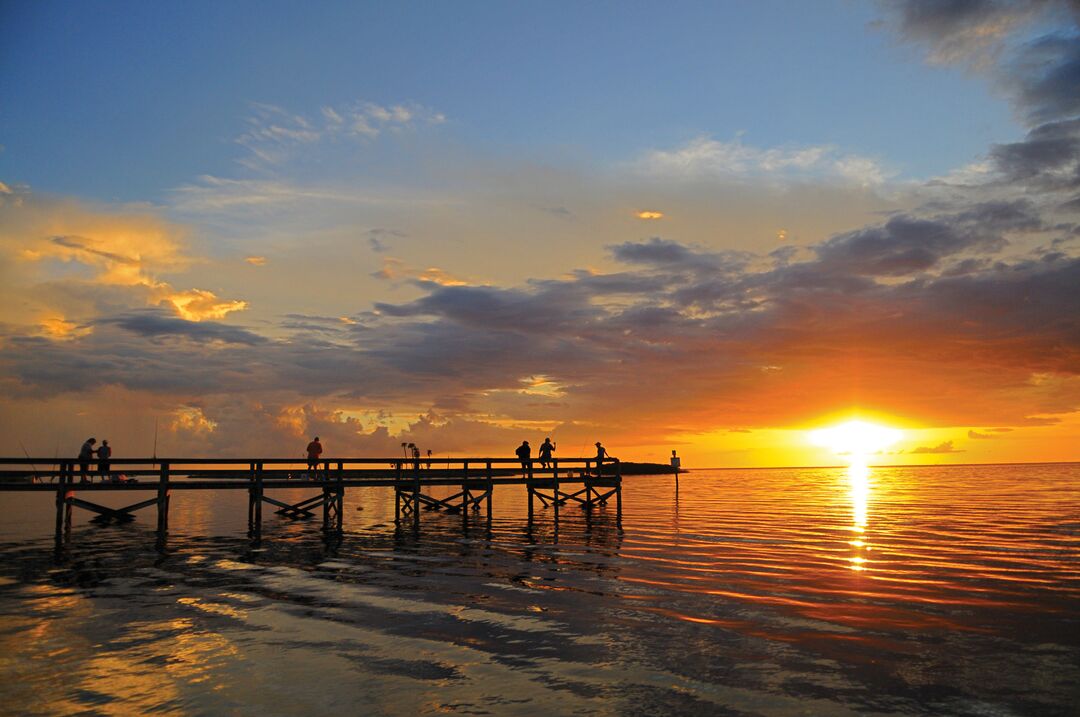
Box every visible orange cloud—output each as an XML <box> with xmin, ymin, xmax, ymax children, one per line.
<box><xmin>636</xmin><ymin>210</ymin><xmax>664</xmax><ymax>220</ymax></box>
<box><xmin>161</xmin><ymin>289</ymin><xmax>249</xmax><ymax>322</ymax></box>
<box><xmin>36</xmin><ymin>315</ymin><xmax>93</xmax><ymax>340</ymax></box>
<box><xmin>169</xmin><ymin>406</ymin><xmax>217</xmax><ymax>436</ymax></box>
<box><xmin>245</xmin><ymin>255</ymin><xmax>268</xmax><ymax>266</ymax></box>
<box><xmin>0</xmin><ymin>191</ymin><xmax>248</xmax><ymax>328</ymax></box>
<box><xmin>373</xmin><ymin>257</ymin><xmax>467</xmax><ymax>286</ymax></box>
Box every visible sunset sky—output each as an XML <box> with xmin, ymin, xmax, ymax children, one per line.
<box><xmin>2</xmin><ymin>1</ymin><xmax>1079</xmax><ymax>466</ymax></box>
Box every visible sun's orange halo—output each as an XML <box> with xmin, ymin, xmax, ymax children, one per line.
<box><xmin>808</xmin><ymin>419</ymin><xmax>903</xmax><ymax>459</ymax></box>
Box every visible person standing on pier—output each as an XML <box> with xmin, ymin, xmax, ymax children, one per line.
<box><xmin>538</xmin><ymin>437</ymin><xmax>555</xmax><ymax>469</ymax></box>
<box><xmin>78</xmin><ymin>437</ymin><xmax>96</xmax><ymax>483</ymax></box>
<box><xmin>594</xmin><ymin>441</ymin><xmax>608</xmax><ymax>476</ymax></box>
<box><xmin>306</xmin><ymin>436</ymin><xmax>323</xmax><ymax>479</ymax></box>
<box><xmin>516</xmin><ymin>440</ymin><xmax>532</xmax><ymax>476</ymax></box>
<box><xmin>96</xmin><ymin>440</ymin><xmax>112</xmax><ymax>482</ymax></box>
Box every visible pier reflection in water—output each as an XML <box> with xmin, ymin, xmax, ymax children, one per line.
<box><xmin>0</xmin><ymin>464</ymin><xmax>1078</xmax><ymax>716</ymax></box>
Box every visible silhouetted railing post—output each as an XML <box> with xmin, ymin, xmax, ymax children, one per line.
<box><xmin>247</xmin><ymin>462</ymin><xmax>256</xmax><ymax>527</ymax></box>
<box><xmin>336</xmin><ymin>461</ymin><xmax>344</xmax><ymax>531</ymax></box>
<box><xmin>486</xmin><ymin>461</ymin><xmax>493</xmax><ymax>522</ymax></box>
<box><xmin>412</xmin><ymin>457</ymin><xmax>421</xmax><ymax>530</ymax></box>
<box><xmin>394</xmin><ymin>460</ymin><xmax>402</xmax><ymax>521</ymax></box>
<box><xmin>253</xmin><ymin>462</ymin><xmax>264</xmax><ymax>533</ymax></box>
<box><xmin>462</xmin><ymin>461</ymin><xmax>470</xmax><ymax>527</ymax></box>
<box><xmin>615</xmin><ymin>458</ymin><xmax>622</xmax><ymax>518</ymax></box>
<box><xmin>54</xmin><ymin>461</ymin><xmax>71</xmax><ymax>538</ymax></box>
<box><xmin>585</xmin><ymin>459</ymin><xmax>594</xmax><ymax>512</ymax></box>
<box><xmin>552</xmin><ymin>458</ymin><xmax>560</xmax><ymax>524</ymax></box>
<box><xmin>156</xmin><ymin>462</ymin><xmax>171</xmax><ymax>534</ymax></box>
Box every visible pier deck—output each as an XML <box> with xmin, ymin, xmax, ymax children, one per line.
<box><xmin>0</xmin><ymin>457</ymin><xmax>622</xmax><ymax>538</ymax></box>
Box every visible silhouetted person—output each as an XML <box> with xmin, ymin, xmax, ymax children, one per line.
<box><xmin>538</xmin><ymin>437</ymin><xmax>556</xmax><ymax>469</ymax></box>
<box><xmin>306</xmin><ymin>436</ymin><xmax>323</xmax><ymax>479</ymax></box>
<box><xmin>78</xmin><ymin>438</ymin><xmax>96</xmax><ymax>483</ymax></box>
<box><xmin>97</xmin><ymin>440</ymin><xmax>112</xmax><ymax>481</ymax></box>
<box><xmin>594</xmin><ymin>441</ymin><xmax>608</xmax><ymax>476</ymax></box>
<box><xmin>410</xmin><ymin>443</ymin><xmax>421</xmax><ymax>471</ymax></box>
<box><xmin>516</xmin><ymin>440</ymin><xmax>531</xmax><ymax>476</ymax></box>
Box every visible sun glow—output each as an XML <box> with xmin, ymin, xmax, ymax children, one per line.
<box><xmin>809</xmin><ymin>419</ymin><xmax>903</xmax><ymax>461</ymax></box>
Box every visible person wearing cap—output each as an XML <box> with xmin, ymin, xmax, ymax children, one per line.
<box><xmin>594</xmin><ymin>441</ymin><xmax>608</xmax><ymax>476</ymax></box>
<box><xmin>538</xmin><ymin>437</ymin><xmax>556</xmax><ymax>469</ymax></box>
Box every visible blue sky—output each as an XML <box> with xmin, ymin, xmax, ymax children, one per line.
<box><xmin>2</xmin><ymin>0</ymin><xmax>1018</xmax><ymax>202</ymax></box>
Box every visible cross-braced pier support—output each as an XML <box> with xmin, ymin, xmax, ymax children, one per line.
<box><xmin>527</xmin><ymin>460</ymin><xmax>622</xmax><ymax>519</ymax></box>
<box><xmin>248</xmin><ymin>462</ymin><xmax>347</xmax><ymax>533</ymax></box>
<box><xmin>394</xmin><ymin>461</ymin><xmax>494</xmax><ymax>528</ymax></box>
<box><xmin>52</xmin><ymin>462</ymin><xmax>172</xmax><ymax>538</ymax></box>
<box><xmin>8</xmin><ymin>454</ymin><xmax>625</xmax><ymax>542</ymax></box>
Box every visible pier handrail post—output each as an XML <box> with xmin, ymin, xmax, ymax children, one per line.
<box><xmin>394</xmin><ymin>460</ymin><xmax>402</xmax><ymax>522</ymax></box>
<box><xmin>586</xmin><ymin>459</ymin><xmax>594</xmax><ymax>510</ymax></box>
<box><xmin>254</xmin><ymin>462</ymin><xmax>264</xmax><ymax>531</ymax></box>
<box><xmin>412</xmin><ymin>456</ymin><xmax>421</xmax><ymax>530</ymax></box>
<box><xmin>463</xmin><ymin>461</ymin><xmax>470</xmax><ymax>515</ymax></box>
<box><xmin>55</xmin><ymin>460</ymin><xmax>70</xmax><ymax>537</ymax></box>
<box><xmin>552</xmin><ymin>458</ymin><xmax>560</xmax><ymax>523</ymax></box>
<box><xmin>486</xmin><ymin>461</ymin><xmax>493</xmax><ymax>522</ymax></box>
<box><xmin>156</xmin><ymin>462</ymin><xmax>170</xmax><ymax>534</ymax></box>
<box><xmin>336</xmin><ymin>461</ymin><xmax>345</xmax><ymax>531</ymax></box>
<box><xmin>247</xmin><ymin>462</ymin><xmax>256</xmax><ymax>527</ymax></box>
<box><xmin>615</xmin><ymin>458</ymin><xmax>622</xmax><ymax>519</ymax></box>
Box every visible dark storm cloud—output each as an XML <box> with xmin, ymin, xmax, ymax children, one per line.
<box><xmin>990</xmin><ymin>118</ymin><xmax>1080</xmax><ymax>188</ymax></box>
<box><xmin>886</xmin><ymin>0</ymin><xmax>1079</xmax><ymax>122</ymax></box>
<box><xmin>103</xmin><ymin>311</ymin><xmax>267</xmax><ymax>345</ymax></box>
<box><xmin>608</xmin><ymin>237</ymin><xmax>752</xmax><ymax>275</ymax></box>
<box><xmin>815</xmin><ymin>216</ymin><xmax>992</xmax><ymax>276</ymax></box>
<box><xmin>375</xmin><ymin>284</ymin><xmax>603</xmax><ymax>334</ymax></box>
<box><xmin>50</xmin><ymin>235</ymin><xmax>139</xmax><ymax>264</ymax></box>
<box><xmin>4</xmin><ymin>230</ymin><xmax>1080</xmax><ymax>431</ymax></box>
<box><xmin>812</xmin><ymin>201</ymin><xmax>1039</xmax><ymax>276</ymax></box>
<box><xmin>1011</xmin><ymin>31</ymin><xmax>1080</xmax><ymax>123</ymax></box>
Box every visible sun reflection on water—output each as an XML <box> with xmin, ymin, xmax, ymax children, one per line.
<box><xmin>847</xmin><ymin>461</ymin><xmax>871</xmax><ymax>571</ymax></box>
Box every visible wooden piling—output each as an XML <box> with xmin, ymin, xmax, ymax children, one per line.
<box><xmin>156</xmin><ymin>462</ymin><xmax>170</xmax><ymax>534</ymax></box>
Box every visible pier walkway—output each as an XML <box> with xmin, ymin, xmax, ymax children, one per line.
<box><xmin>0</xmin><ymin>457</ymin><xmax>622</xmax><ymax>538</ymax></box>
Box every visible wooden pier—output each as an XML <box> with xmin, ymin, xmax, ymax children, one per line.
<box><xmin>0</xmin><ymin>457</ymin><xmax>622</xmax><ymax>539</ymax></box>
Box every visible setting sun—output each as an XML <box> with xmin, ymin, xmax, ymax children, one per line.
<box><xmin>809</xmin><ymin>420</ymin><xmax>903</xmax><ymax>459</ymax></box>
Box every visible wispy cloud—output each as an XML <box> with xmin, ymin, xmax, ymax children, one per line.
<box><xmin>635</xmin><ymin>135</ymin><xmax>892</xmax><ymax>185</ymax></box>
<box><xmin>236</xmin><ymin>100</ymin><xmax>446</xmax><ymax>168</ymax></box>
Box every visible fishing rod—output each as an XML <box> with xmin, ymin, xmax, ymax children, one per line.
<box><xmin>18</xmin><ymin>440</ymin><xmax>40</xmax><ymax>483</ymax></box>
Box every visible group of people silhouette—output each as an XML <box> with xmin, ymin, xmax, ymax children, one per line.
<box><xmin>515</xmin><ymin>438</ymin><xmax>609</xmax><ymax>475</ymax></box>
<box><xmin>299</xmin><ymin>435</ymin><xmax>611</xmax><ymax>478</ymax></box>
<box><xmin>69</xmin><ymin>435</ymin><xmax>615</xmax><ymax>483</ymax></box>
<box><xmin>77</xmin><ymin>437</ymin><xmax>112</xmax><ymax>482</ymax></box>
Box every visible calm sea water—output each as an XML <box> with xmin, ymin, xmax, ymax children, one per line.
<box><xmin>0</xmin><ymin>465</ymin><xmax>1077</xmax><ymax>716</ymax></box>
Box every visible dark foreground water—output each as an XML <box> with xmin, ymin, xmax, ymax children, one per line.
<box><xmin>0</xmin><ymin>464</ymin><xmax>1077</xmax><ymax>716</ymax></box>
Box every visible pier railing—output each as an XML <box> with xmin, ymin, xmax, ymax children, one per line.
<box><xmin>0</xmin><ymin>456</ymin><xmax>622</xmax><ymax>536</ymax></box>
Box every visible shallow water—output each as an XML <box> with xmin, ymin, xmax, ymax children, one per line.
<box><xmin>0</xmin><ymin>464</ymin><xmax>1077</xmax><ymax>716</ymax></box>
